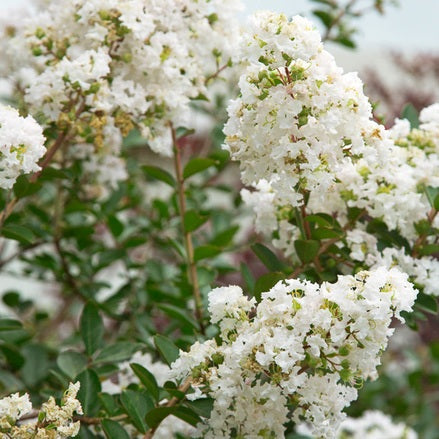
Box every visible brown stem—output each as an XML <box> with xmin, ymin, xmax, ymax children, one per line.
<box><xmin>171</xmin><ymin>124</ymin><xmax>205</xmax><ymax>334</ymax></box>
<box><xmin>205</xmin><ymin>63</ymin><xmax>229</xmax><ymax>85</ymax></box>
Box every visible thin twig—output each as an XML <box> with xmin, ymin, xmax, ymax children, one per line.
<box><xmin>171</xmin><ymin>124</ymin><xmax>205</xmax><ymax>334</ymax></box>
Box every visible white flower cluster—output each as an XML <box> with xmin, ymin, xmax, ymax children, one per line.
<box><xmin>339</xmin><ymin>104</ymin><xmax>439</xmax><ymax>296</ymax></box>
<box><xmin>0</xmin><ymin>103</ymin><xmax>46</xmax><ymax>189</ymax></box>
<box><xmin>297</xmin><ymin>410</ymin><xmax>417</xmax><ymax>439</ymax></box>
<box><xmin>336</xmin><ymin>410</ymin><xmax>417</xmax><ymax>439</ymax></box>
<box><xmin>0</xmin><ymin>0</ymin><xmax>241</xmax><ymax>194</ymax></box>
<box><xmin>225</xmin><ymin>12</ymin><xmax>437</xmax><ymax>260</ymax></box>
<box><xmin>171</xmin><ymin>268</ymin><xmax>417</xmax><ymax>438</ymax></box>
<box><xmin>0</xmin><ymin>382</ymin><xmax>82</xmax><ymax>438</ymax></box>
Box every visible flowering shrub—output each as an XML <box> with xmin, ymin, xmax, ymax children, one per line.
<box><xmin>0</xmin><ymin>0</ymin><xmax>436</xmax><ymax>438</ymax></box>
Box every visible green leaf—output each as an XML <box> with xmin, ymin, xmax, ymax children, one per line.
<box><xmin>80</xmin><ymin>304</ymin><xmax>104</xmax><ymax>356</ymax></box>
<box><xmin>146</xmin><ymin>406</ymin><xmax>200</xmax><ymax>429</ymax></box>
<box><xmin>102</xmin><ymin>419</ymin><xmax>130</xmax><ymax>439</ymax></box>
<box><xmin>425</xmin><ymin>186</ymin><xmax>439</xmax><ymax>210</ymax></box>
<box><xmin>130</xmin><ymin>363</ymin><xmax>160</xmax><ymax>402</ymax></box>
<box><xmin>183</xmin><ymin>158</ymin><xmax>215</xmax><ymax>179</ymax></box>
<box><xmin>401</xmin><ymin>103</ymin><xmax>420</xmax><ymax>129</ymax></box>
<box><xmin>94</xmin><ymin>342</ymin><xmax>141</xmax><ymax>364</ymax></box>
<box><xmin>57</xmin><ymin>351</ymin><xmax>87</xmax><ymax>379</ymax></box>
<box><xmin>335</xmin><ymin>36</ymin><xmax>356</xmax><ymax>49</ymax></box>
<box><xmin>0</xmin><ymin>344</ymin><xmax>24</xmax><ymax>370</ymax></box>
<box><xmin>185</xmin><ymin>398</ymin><xmax>214</xmax><ymax>418</ymax></box>
<box><xmin>312</xmin><ymin>10</ymin><xmax>333</xmax><ymax>28</ymax></box>
<box><xmin>0</xmin><ymin>319</ymin><xmax>22</xmax><ymax>331</ymax></box>
<box><xmin>176</xmin><ymin>127</ymin><xmax>195</xmax><ymax>139</ymax></box>
<box><xmin>1</xmin><ymin>225</ymin><xmax>34</xmax><ymax>244</ymax></box>
<box><xmin>240</xmin><ymin>263</ymin><xmax>255</xmax><ymax>294</ymax></box>
<box><xmin>77</xmin><ymin>369</ymin><xmax>101</xmax><ymax>416</ymax></box>
<box><xmin>294</xmin><ymin>239</ymin><xmax>320</xmax><ymax>264</ymax></box>
<box><xmin>13</xmin><ymin>174</ymin><xmax>42</xmax><ymax>198</ymax></box>
<box><xmin>254</xmin><ymin>272</ymin><xmax>284</xmax><ymax>302</ymax></box>
<box><xmin>157</xmin><ymin>304</ymin><xmax>199</xmax><ymax>331</ymax></box>
<box><xmin>108</xmin><ymin>215</ymin><xmax>124</xmax><ymax>238</ymax></box>
<box><xmin>251</xmin><ymin>243</ymin><xmax>286</xmax><ymax>272</ymax></box>
<box><xmin>142</xmin><ymin>166</ymin><xmax>176</xmax><ymax>187</ymax></box>
<box><xmin>210</xmin><ymin>226</ymin><xmax>239</xmax><ymax>247</ymax></box>
<box><xmin>311</xmin><ymin>228</ymin><xmax>344</xmax><ymax>240</ymax></box>
<box><xmin>194</xmin><ymin>245</ymin><xmax>221</xmax><ymax>262</ymax></box>
<box><xmin>183</xmin><ymin>210</ymin><xmax>209</xmax><ymax>233</ymax></box>
<box><xmin>418</xmin><ymin>244</ymin><xmax>439</xmax><ymax>256</ymax></box>
<box><xmin>416</xmin><ymin>292</ymin><xmax>438</xmax><ymax>314</ymax></box>
<box><xmin>121</xmin><ymin>390</ymin><xmax>153</xmax><ymax>434</ymax></box>
<box><xmin>21</xmin><ymin>344</ymin><xmax>49</xmax><ymax>387</ymax></box>
<box><xmin>154</xmin><ymin>335</ymin><xmax>180</xmax><ymax>366</ymax></box>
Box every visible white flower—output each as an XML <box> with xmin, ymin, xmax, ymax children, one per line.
<box><xmin>0</xmin><ymin>104</ymin><xmax>46</xmax><ymax>189</ymax></box>
<box><xmin>171</xmin><ymin>268</ymin><xmax>417</xmax><ymax>438</ymax></box>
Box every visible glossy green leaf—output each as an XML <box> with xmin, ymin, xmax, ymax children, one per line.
<box><xmin>121</xmin><ymin>390</ymin><xmax>153</xmax><ymax>434</ymax></box>
<box><xmin>251</xmin><ymin>243</ymin><xmax>286</xmax><ymax>272</ymax></box>
<box><xmin>1</xmin><ymin>225</ymin><xmax>34</xmax><ymax>244</ymax></box>
<box><xmin>194</xmin><ymin>245</ymin><xmax>221</xmax><ymax>262</ymax></box>
<box><xmin>130</xmin><ymin>363</ymin><xmax>160</xmax><ymax>401</ymax></box>
<box><xmin>57</xmin><ymin>351</ymin><xmax>87</xmax><ymax>379</ymax></box>
<box><xmin>94</xmin><ymin>342</ymin><xmax>140</xmax><ymax>364</ymax></box>
<box><xmin>254</xmin><ymin>272</ymin><xmax>285</xmax><ymax>302</ymax></box>
<box><xmin>102</xmin><ymin>419</ymin><xmax>130</xmax><ymax>439</ymax></box>
<box><xmin>142</xmin><ymin>165</ymin><xmax>176</xmax><ymax>187</ymax></box>
<box><xmin>154</xmin><ymin>335</ymin><xmax>180</xmax><ymax>366</ymax></box>
<box><xmin>294</xmin><ymin>239</ymin><xmax>320</xmax><ymax>264</ymax></box>
<box><xmin>80</xmin><ymin>304</ymin><xmax>104</xmax><ymax>356</ymax></box>
<box><xmin>184</xmin><ymin>210</ymin><xmax>209</xmax><ymax>232</ymax></box>
<box><xmin>77</xmin><ymin>369</ymin><xmax>101</xmax><ymax>416</ymax></box>
<box><xmin>183</xmin><ymin>158</ymin><xmax>215</xmax><ymax>179</ymax></box>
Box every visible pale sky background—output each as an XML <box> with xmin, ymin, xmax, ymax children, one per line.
<box><xmin>0</xmin><ymin>0</ymin><xmax>438</xmax><ymax>51</ymax></box>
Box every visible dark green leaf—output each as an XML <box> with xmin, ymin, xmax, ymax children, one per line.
<box><xmin>0</xmin><ymin>344</ymin><xmax>24</xmax><ymax>370</ymax></box>
<box><xmin>102</xmin><ymin>419</ymin><xmax>130</xmax><ymax>439</ymax></box>
<box><xmin>254</xmin><ymin>272</ymin><xmax>284</xmax><ymax>302</ymax></box>
<box><xmin>194</xmin><ymin>245</ymin><xmax>221</xmax><ymax>262</ymax></box>
<box><xmin>294</xmin><ymin>239</ymin><xmax>320</xmax><ymax>264</ymax></box>
<box><xmin>402</xmin><ymin>103</ymin><xmax>420</xmax><ymax>129</ymax></box>
<box><xmin>121</xmin><ymin>390</ymin><xmax>153</xmax><ymax>434</ymax></box>
<box><xmin>142</xmin><ymin>166</ymin><xmax>176</xmax><ymax>187</ymax></box>
<box><xmin>240</xmin><ymin>263</ymin><xmax>255</xmax><ymax>294</ymax></box>
<box><xmin>416</xmin><ymin>292</ymin><xmax>438</xmax><ymax>314</ymax></box>
<box><xmin>184</xmin><ymin>210</ymin><xmax>209</xmax><ymax>233</ymax></box>
<box><xmin>94</xmin><ymin>342</ymin><xmax>141</xmax><ymax>364</ymax></box>
<box><xmin>157</xmin><ymin>304</ymin><xmax>199</xmax><ymax>331</ymax></box>
<box><xmin>130</xmin><ymin>363</ymin><xmax>160</xmax><ymax>402</ymax></box>
<box><xmin>108</xmin><ymin>215</ymin><xmax>124</xmax><ymax>238</ymax></box>
<box><xmin>210</xmin><ymin>226</ymin><xmax>239</xmax><ymax>247</ymax></box>
<box><xmin>21</xmin><ymin>344</ymin><xmax>49</xmax><ymax>387</ymax></box>
<box><xmin>80</xmin><ymin>304</ymin><xmax>104</xmax><ymax>356</ymax></box>
<box><xmin>251</xmin><ymin>243</ymin><xmax>286</xmax><ymax>272</ymax></box>
<box><xmin>154</xmin><ymin>335</ymin><xmax>180</xmax><ymax>366</ymax></box>
<box><xmin>183</xmin><ymin>158</ymin><xmax>215</xmax><ymax>179</ymax></box>
<box><xmin>185</xmin><ymin>398</ymin><xmax>214</xmax><ymax>418</ymax></box>
<box><xmin>425</xmin><ymin>186</ymin><xmax>439</xmax><ymax>210</ymax></box>
<box><xmin>57</xmin><ymin>351</ymin><xmax>88</xmax><ymax>379</ymax></box>
<box><xmin>1</xmin><ymin>225</ymin><xmax>34</xmax><ymax>244</ymax></box>
<box><xmin>146</xmin><ymin>406</ymin><xmax>200</xmax><ymax>429</ymax></box>
<box><xmin>77</xmin><ymin>369</ymin><xmax>101</xmax><ymax>416</ymax></box>
<box><xmin>312</xmin><ymin>10</ymin><xmax>333</xmax><ymax>27</ymax></box>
